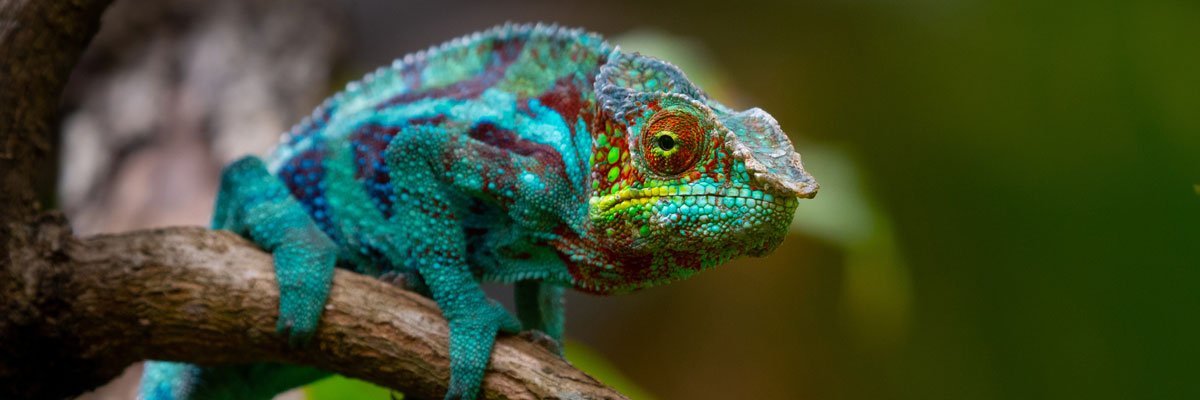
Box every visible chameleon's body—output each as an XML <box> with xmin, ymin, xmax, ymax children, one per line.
<box><xmin>140</xmin><ymin>24</ymin><xmax>817</xmax><ymax>400</ymax></box>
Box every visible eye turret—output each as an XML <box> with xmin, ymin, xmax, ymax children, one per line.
<box><xmin>640</xmin><ymin>111</ymin><xmax>704</xmax><ymax>176</ymax></box>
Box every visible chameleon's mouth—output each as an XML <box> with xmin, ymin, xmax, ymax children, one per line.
<box><xmin>589</xmin><ymin>184</ymin><xmax>798</xmax><ymax>218</ymax></box>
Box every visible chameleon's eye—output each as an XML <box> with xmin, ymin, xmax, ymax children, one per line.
<box><xmin>641</xmin><ymin>112</ymin><xmax>704</xmax><ymax>176</ymax></box>
<box><xmin>655</xmin><ymin>133</ymin><xmax>676</xmax><ymax>151</ymax></box>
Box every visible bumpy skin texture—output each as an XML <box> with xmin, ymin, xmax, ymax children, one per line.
<box><xmin>140</xmin><ymin>23</ymin><xmax>818</xmax><ymax>400</ymax></box>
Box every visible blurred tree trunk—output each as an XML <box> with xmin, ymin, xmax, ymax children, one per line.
<box><xmin>1</xmin><ymin>0</ymin><xmax>121</xmax><ymax>397</ymax></box>
<box><xmin>59</xmin><ymin>1</ymin><xmax>343</xmax><ymax>397</ymax></box>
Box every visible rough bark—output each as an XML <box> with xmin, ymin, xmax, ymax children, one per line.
<box><xmin>3</xmin><ymin>221</ymin><xmax>625</xmax><ymax>399</ymax></box>
<box><xmin>0</xmin><ymin>0</ymin><xmax>627</xmax><ymax>399</ymax></box>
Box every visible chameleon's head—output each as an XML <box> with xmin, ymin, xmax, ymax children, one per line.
<box><xmin>570</xmin><ymin>50</ymin><xmax>818</xmax><ymax>294</ymax></box>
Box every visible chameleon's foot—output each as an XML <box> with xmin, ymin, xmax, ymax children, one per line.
<box><xmin>519</xmin><ymin>329</ymin><xmax>564</xmax><ymax>357</ymax></box>
<box><xmin>273</xmin><ymin>240</ymin><xmax>337</xmax><ymax>348</ymax></box>
<box><xmin>444</xmin><ymin>300</ymin><xmax>521</xmax><ymax>400</ymax></box>
<box><xmin>276</xmin><ymin>301</ymin><xmax>321</xmax><ymax>348</ymax></box>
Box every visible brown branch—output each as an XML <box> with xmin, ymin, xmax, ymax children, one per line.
<box><xmin>0</xmin><ymin>0</ymin><xmax>114</xmax><ymax>224</ymax></box>
<box><xmin>2</xmin><ymin>216</ymin><xmax>625</xmax><ymax>399</ymax></box>
<box><xmin>0</xmin><ymin>0</ymin><xmax>626</xmax><ymax>399</ymax></box>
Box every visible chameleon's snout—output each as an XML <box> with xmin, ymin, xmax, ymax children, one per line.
<box><xmin>720</xmin><ymin>107</ymin><xmax>819</xmax><ymax>199</ymax></box>
<box><xmin>782</xmin><ymin>168</ymin><xmax>819</xmax><ymax>199</ymax></box>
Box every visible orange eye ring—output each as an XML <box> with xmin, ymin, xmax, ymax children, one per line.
<box><xmin>641</xmin><ymin>112</ymin><xmax>703</xmax><ymax>176</ymax></box>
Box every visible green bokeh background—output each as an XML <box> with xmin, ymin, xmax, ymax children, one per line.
<box><xmin>313</xmin><ymin>0</ymin><xmax>1199</xmax><ymax>398</ymax></box>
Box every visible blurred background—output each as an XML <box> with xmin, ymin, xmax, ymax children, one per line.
<box><xmin>60</xmin><ymin>0</ymin><xmax>1198</xmax><ymax>399</ymax></box>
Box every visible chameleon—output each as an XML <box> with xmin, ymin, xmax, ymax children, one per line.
<box><xmin>139</xmin><ymin>23</ymin><xmax>818</xmax><ymax>400</ymax></box>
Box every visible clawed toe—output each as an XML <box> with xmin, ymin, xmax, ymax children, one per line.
<box><xmin>519</xmin><ymin>330</ymin><xmax>564</xmax><ymax>356</ymax></box>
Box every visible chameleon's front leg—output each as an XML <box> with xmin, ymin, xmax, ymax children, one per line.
<box><xmin>434</xmin><ymin>263</ymin><xmax>523</xmax><ymax>399</ymax></box>
<box><xmin>385</xmin><ymin>125</ymin><xmax>521</xmax><ymax>399</ymax></box>
<box><xmin>515</xmin><ymin>280</ymin><xmax>566</xmax><ymax>354</ymax></box>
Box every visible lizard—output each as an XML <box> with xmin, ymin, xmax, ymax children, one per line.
<box><xmin>139</xmin><ymin>22</ymin><xmax>818</xmax><ymax>400</ymax></box>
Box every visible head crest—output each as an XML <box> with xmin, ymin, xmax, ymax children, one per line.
<box><xmin>595</xmin><ymin>49</ymin><xmax>708</xmax><ymax>122</ymax></box>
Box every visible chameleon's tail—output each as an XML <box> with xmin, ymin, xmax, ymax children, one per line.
<box><xmin>139</xmin><ymin>361</ymin><xmax>330</xmax><ymax>400</ymax></box>
<box><xmin>139</xmin><ymin>361</ymin><xmax>199</xmax><ymax>400</ymax></box>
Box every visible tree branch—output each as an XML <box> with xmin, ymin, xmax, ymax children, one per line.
<box><xmin>2</xmin><ymin>216</ymin><xmax>625</xmax><ymax>399</ymax></box>
<box><xmin>0</xmin><ymin>0</ymin><xmax>114</xmax><ymax>225</ymax></box>
<box><xmin>0</xmin><ymin>0</ymin><xmax>627</xmax><ymax>398</ymax></box>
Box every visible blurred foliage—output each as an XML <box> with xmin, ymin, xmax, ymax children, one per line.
<box><xmin>303</xmin><ymin>341</ymin><xmax>653</xmax><ymax>400</ymax></box>
<box><xmin>597</xmin><ymin>1</ymin><xmax>1198</xmax><ymax>398</ymax></box>
<box><xmin>563</xmin><ymin>341</ymin><xmax>657</xmax><ymax>400</ymax></box>
<box><xmin>305</xmin><ymin>375</ymin><xmax>394</xmax><ymax>400</ymax></box>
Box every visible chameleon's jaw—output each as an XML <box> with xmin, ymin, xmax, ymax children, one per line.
<box><xmin>585</xmin><ymin>178</ymin><xmax>798</xmax><ymax>256</ymax></box>
<box><xmin>588</xmin><ymin>182</ymin><xmax>798</xmax><ymax>219</ymax></box>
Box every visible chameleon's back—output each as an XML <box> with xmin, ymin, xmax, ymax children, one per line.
<box><xmin>263</xmin><ymin>24</ymin><xmax>613</xmax><ymax>261</ymax></box>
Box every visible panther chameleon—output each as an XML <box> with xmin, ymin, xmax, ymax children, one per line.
<box><xmin>140</xmin><ymin>22</ymin><xmax>819</xmax><ymax>400</ymax></box>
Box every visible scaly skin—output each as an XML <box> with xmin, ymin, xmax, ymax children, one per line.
<box><xmin>140</xmin><ymin>23</ymin><xmax>817</xmax><ymax>400</ymax></box>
